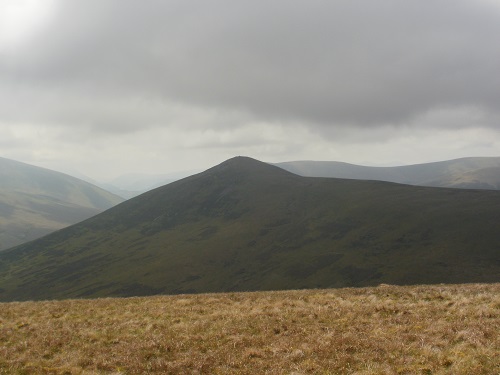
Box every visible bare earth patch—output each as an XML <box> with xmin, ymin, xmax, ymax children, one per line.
<box><xmin>0</xmin><ymin>283</ymin><xmax>499</xmax><ymax>374</ymax></box>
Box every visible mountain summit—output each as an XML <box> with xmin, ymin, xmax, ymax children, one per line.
<box><xmin>1</xmin><ymin>156</ymin><xmax>499</xmax><ymax>301</ymax></box>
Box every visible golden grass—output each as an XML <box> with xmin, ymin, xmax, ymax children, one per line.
<box><xmin>0</xmin><ymin>283</ymin><xmax>499</xmax><ymax>374</ymax></box>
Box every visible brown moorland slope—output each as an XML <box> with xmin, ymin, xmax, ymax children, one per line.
<box><xmin>0</xmin><ymin>283</ymin><xmax>498</xmax><ymax>374</ymax></box>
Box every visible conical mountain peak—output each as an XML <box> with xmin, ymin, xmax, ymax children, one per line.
<box><xmin>204</xmin><ymin>156</ymin><xmax>297</xmax><ymax>178</ymax></box>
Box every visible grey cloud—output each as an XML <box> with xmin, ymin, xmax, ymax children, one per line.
<box><xmin>2</xmin><ymin>0</ymin><xmax>500</xmax><ymax>132</ymax></box>
<box><xmin>0</xmin><ymin>86</ymin><xmax>167</xmax><ymax>132</ymax></box>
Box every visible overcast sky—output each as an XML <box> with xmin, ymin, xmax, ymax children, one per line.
<box><xmin>1</xmin><ymin>0</ymin><xmax>499</xmax><ymax>181</ymax></box>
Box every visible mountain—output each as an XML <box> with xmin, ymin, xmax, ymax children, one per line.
<box><xmin>275</xmin><ymin>157</ymin><xmax>500</xmax><ymax>190</ymax></box>
<box><xmin>0</xmin><ymin>156</ymin><xmax>499</xmax><ymax>301</ymax></box>
<box><xmin>0</xmin><ymin>157</ymin><xmax>124</xmax><ymax>251</ymax></box>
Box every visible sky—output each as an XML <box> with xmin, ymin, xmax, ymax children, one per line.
<box><xmin>1</xmin><ymin>0</ymin><xmax>500</xmax><ymax>181</ymax></box>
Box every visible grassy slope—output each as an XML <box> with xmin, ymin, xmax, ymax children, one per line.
<box><xmin>0</xmin><ymin>157</ymin><xmax>123</xmax><ymax>251</ymax></box>
<box><xmin>0</xmin><ymin>284</ymin><xmax>498</xmax><ymax>374</ymax></box>
<box><xmin>0</xmin><ymin>191</ymin><xmax>104</xmax><ymax>251</ymax></box>
<box><xmin>433</xmin><ymin>166</ymin><xmax>500</xmax><ymax>189</ymax></box>
<box><xmin>0</xmin><ymin>157</ymin><xmax>499</xmax><ymax>301</ymax></box>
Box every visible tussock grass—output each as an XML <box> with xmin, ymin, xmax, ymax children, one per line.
<box><xmin>0</xmin><ymin>283</ymin><xmax>499</xmax><ymax>374</ymax></box>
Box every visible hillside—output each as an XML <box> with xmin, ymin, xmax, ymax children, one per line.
<box><xmin>276</xmin><ymin>156</ymin><xmax>500</xmax><ymax>190</ymax></box>
<box><xmin>0</xmin><ymin>284</ymin><xmax>498</xmax><ymax>374</ymax></box>
<box><xmin>0</xmin><ymin>156</ymin><xmax>499</xmax><ymax>301</ymax></box>
<box><xmin>0</xmin><ymin>157</ymin><xmax>124</xmax><ymax>251</ymax></box>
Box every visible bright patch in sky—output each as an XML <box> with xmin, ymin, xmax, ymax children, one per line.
<box><xmin>0</xmin><ymin>0</ymin><xmax>54</xmax><ymax>48</ymax></box>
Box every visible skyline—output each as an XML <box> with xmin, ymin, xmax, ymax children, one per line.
<box><xmin>1</xmin><ymin>0</ymin><xmax>499</xmax><ymax>181</ymax></box>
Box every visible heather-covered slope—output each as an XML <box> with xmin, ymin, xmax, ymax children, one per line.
<box><xmin>0</xmin><ymin>157</ymin><xmax>499</xmax><ymax>301</ymax></box>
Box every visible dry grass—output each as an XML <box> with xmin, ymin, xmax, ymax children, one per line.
<box><xmin>0</xmin><ymin>283</ymin><xmax>499</xmax><ymax>374</ymax></box>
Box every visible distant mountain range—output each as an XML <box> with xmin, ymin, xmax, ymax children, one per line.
<box><xmin>0</xmin><ymin>157</ymin><xmax>124</xmax><ymax>251</ymax></box>
<box><xmin>1</xmin><ymin>156</ymin><xmax>499</xmax><ymax>302</ymax></box>
<box><xmin>275</xmin><ymin>157</ymin><xmax>500</xmax><ymax>190</ymax></box>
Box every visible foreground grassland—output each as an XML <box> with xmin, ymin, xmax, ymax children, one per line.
<box><xmin>0</xmin><ymin>284</ymin><xmax>499</xmax><ymax>374</ymax></box>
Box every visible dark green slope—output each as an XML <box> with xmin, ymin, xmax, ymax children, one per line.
<box><xmin>0</xmin><ymin>157</ymin><xmax>124</xmax><ymax>251</ymax></box>
<box><xmin>0</xmin><ymin>157</ymin><xmax>499</xmax><ymax>301</ymax></box>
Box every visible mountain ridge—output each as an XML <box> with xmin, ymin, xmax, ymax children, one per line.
<box><xmin>275</xmin><ymin>156</ymin><xmax>500</xmax><ymax>190</ymax></box>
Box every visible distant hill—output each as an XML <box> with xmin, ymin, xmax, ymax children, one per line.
<box><xmin>0</xmin><ymin>157</ymin><xmax>124</xmax><ymax>251</ymax></box>
<box><xmin>0</xmin><ymin>156</ymin><xmax>499</xmax><ymax>301</ymax></box>
<box><xmin>275</xmin><ymin>157</ymin><xmax>500</xmax><ymax>190</ymax></box>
